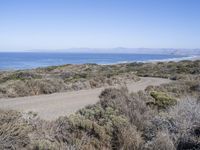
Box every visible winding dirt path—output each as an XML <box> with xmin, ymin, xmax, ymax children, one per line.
<box><xmin>0</xmin><ymin>77</ymin><xmax>171</xmax><ymax>120</ymax></box>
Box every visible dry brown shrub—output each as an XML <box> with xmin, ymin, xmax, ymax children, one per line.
<box><xmin>99</xmin><ymin>87</ymin><xmax>153</xmax><ymax>131</ymax></box>
<box><xmin>119</xmin><ymin>126</ymin><xmax>144</xmax><ymax>150</ymax></box>
<box><xmin>149</xmin><ymin>131</ymin><xmax>175</xmax><ymax>150</ymax></box>
<box><xmin>0</xmin><ymin>110</ymin><xmax>32</xmax><ymax>150</ymax></box>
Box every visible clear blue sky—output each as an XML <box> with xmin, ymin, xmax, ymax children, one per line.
<box><xmin>0</xmin><ymin>0</ymin><xmax>200</xmax><ymax>51</ymax></box>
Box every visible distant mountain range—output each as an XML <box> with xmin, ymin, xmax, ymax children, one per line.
<box><xmin>28</xmin><ymin>48</ymin><xmax>200</xmax><ymax>55</ymax></box>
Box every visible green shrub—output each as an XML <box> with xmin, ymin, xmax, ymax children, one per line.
<box><xmin>150</xmin><ymin>91</ymin><xmax>177</xmax><ymax>109</ymax></box>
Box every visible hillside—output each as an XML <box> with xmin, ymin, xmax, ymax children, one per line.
<box><xmin>0</xmin><ymin>60</ymin><xmax>200</xmax><ymax>98</ymax></box>
<box><xmin>0</xmin><ymin>60</ymin><xmax>200</xmax><ymax>150</ymax></box>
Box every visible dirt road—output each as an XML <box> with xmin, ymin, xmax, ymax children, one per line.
<box><xmin>0</xmin><ymin>77</ymin><xmax>171</xmax><ymax>120</ymax></box>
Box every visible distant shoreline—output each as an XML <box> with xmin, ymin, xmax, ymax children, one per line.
<box><xmin>109</xmin><ymin>55</ymin><xmax>200</xmax><ymax>65</ymax></box>
<box><xmin>140</xmin><ymin>55</ymin><xmax>200</xmax><ymax>63</ymax></box>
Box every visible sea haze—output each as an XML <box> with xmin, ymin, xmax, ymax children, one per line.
<box><xmin>0</xmin><ymin>52</ymin><xmax>196</xmax><ymax>70</ymax></box>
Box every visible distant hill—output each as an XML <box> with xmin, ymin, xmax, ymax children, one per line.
<box><xmin>29</xmin><ymin>48</ymin><xmax>200</xmax><ymax>55</ymax></box>
<box><xmin>98</xmin><ymin>48</ymin><xmax>200</xmax><ymax>55</ymax></box>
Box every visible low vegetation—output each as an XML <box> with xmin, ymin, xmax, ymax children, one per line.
<box><xmin>1</xmin><ymin>79</ymin><xmax>200</xmax><ymax>149</ymax></box>
<box><xmin>0</xmin><ymin>60</ymin><xmax>200</xmax><ymax>149</ymax></box>
<box><xmin>1</xmin><ymin>60</ymin><xmax>200</xmax><ymax>98</ymax></box>
<box><xmin>0</xmin><ymin>64</ymin><xmax>139</xmax><ymax>98</ymax></box>
<box><xmin>150</xmin><ymin>91</ymin><xmax>177</xmax><ymax>109</ymax></box>
<box><xmin>125</xmin><ymin>60</ymin><xmax>200</xmax><ymax>79</ymax></box>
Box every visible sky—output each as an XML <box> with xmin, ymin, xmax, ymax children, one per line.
<box><xmin>0</xmin><ymin>0</ymin><xmax>200</xmax><ymax>51</ymax></box>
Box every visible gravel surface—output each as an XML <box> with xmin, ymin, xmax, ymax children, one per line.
<box><xmin>0</xmin><ymin>77</ymin><xmax>171</xmax><ymax>120</ymax></box>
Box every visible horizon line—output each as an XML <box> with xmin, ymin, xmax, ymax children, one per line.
<box><xmin>0</xmin><ymin>47</ymin><xmax>200</xmax><ymax>52</ymax></box>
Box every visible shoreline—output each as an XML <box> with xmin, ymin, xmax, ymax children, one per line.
<box><xmin>112</xmin><ymin>55</ymin><xmax>200</xmax><ymax>65</ymax></box>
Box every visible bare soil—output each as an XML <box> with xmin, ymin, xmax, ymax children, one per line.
<box><xmin>0</xmin><ymin>77</ymin><xmax>171</xmax><ymax>120</ymax></box>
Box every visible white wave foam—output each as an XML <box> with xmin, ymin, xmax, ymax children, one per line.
<box><xmin>141</xmin><ymin>55</ymin><xmax>199</xmax><ymax>63</ymax></box>
<box><xmin>110</xmin><ymin>55</ymin><xmax>200</xmax><ymax>65</ymax></box>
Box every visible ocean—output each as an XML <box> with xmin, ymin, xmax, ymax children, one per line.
<box><xmin>0</xmin><ymin>52</ymin><xmax>196</xmax><ymax>70</ymax></box>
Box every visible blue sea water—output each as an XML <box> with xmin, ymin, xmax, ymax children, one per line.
<box><xmin>0</xmin><ymin>52</ymin><xmax>195</xmax><ymax>70</ymax></box>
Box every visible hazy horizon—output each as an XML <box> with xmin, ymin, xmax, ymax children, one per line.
<box><xmin>0</xmin><ymin>47</ymin><xmax>200</xmax><ymax>54</ymax></box>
